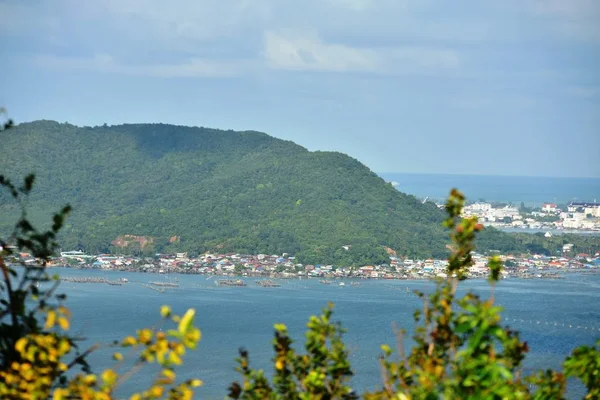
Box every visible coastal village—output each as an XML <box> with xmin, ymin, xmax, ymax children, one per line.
<box><xmin>461</xmin><ymin>201</ymin><xmax>600</xmax><ymax>232</ymax></box>
<box><xmin>12</xmin><ymin>245</ymin><xmax>600</xmax><ymax>282</ymax></box>
<box><xmin>8</xmin><ymin>203</ymin><xmax>599</xmax><ymax>282</ymax></box>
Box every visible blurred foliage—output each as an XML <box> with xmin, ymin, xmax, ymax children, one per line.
<box><xmin>228</xmin><ymin>303</ymin><xmax>358</xmax><ymax>400</ymax></box>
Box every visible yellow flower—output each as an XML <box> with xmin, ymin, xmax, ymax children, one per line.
<box><xmin>122</xmin><ymin>336</ymin><xmax>137</xmax><ymax>347</ymax></box>
<box><xmin>101</xmin><ymin>369</ymin><xmax>118</xmax><ymax>386</ymax></box>
<box><xmin>138</xmin><ymin>329</ymin><xmax>153</xmax><ymax>344</ymax></box>
<box><xmin>44</xmin><ymin>310</ymin><xmax>56</xmax><ymax>329</ymax></box>
<box><xmin>189</xmin><ymin>379</ymin><xmax>203</xmax><ymax>387</ymax></box>
<box><xmin>58</xmin><ymin>316</ymin><xmax>70</xmax><ymax>330</ymax></box>
<box><xmin>160</xmin><ymin>305</ymin><xmax>171</xmax><ymax>317</ymax></box>
<box><xmin>275</xmin><ymin>359</ymin><xmax>284</xmax><ymax>370</ymax></box>
<box><xmin>15</xmin><ymin>338</ymin><xmax>28</xmax><ymax>354</ymax></box>
<box><xmin>149</xmin><ymin>385</ymin><xmax>164</xmax><ymax>397</ymax></box>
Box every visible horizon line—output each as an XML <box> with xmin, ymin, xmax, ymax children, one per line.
<box><xmin>377</xmin><ymin>172</ymin><xmax>600</xmax><ymax>180</ymax></box>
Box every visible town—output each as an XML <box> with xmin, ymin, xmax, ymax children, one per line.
<box><xmin>461</xmin><ymin>200</ymin><xmax>600</xmax><ymax>232</ymax></box>
<box><xmin>12</xmin><ymin>245</ymin><xmax>600</xmax><ymax>282</ymax></box>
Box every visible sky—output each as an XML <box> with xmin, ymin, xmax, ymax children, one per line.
<box><xmin>0</xmin><ymin>0</ymin><xmax>599</xmax><ymax>178</ymax></box>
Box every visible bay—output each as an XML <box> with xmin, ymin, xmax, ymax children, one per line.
<box><xmin>49</xmin><ymin>267</ymin><xmax>600</xmax><ymax>399</ymax></box>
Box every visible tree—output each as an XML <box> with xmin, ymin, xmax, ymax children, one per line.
<box><xmin>234</xmin><ymin>264</ymin><xmax>245</xmax><ymax>275</ymax></box>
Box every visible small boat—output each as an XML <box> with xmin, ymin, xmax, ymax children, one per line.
<box><xmin>150</xmin><ymin>281</ymin><xmax>179</xmax><ymax>288</ymax></box>
<box><xmin>256</xmin><ymin>280</ymin><xmax>281</xmax><ymax>288</ymax></box>
<box><xmin>339</xmin><ymin>282</ymin><xmax>345</xmax><ymax>286</ymax></box>
<box><xmin>216</xmin><ymin>279</ymin><xmax>247</xmax><ymax>287</ymax></box>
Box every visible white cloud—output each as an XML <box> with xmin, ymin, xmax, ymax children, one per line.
<box><xmin>263</xmin><ymin>31</ymin><xmax>460</xmax><ymax>74</ymax></box>
<box><xmin>264</xmin><ymin>31</ymin><xmax>380</xmax><ymax>72</ymax></box>
<box><xmin>33</xmin><ymin>53</ymin><xmax>244</xmax><ymax>78</ymax></box>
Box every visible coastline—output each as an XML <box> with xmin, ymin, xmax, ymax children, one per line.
<box><xmin>497</xmin><ymin>227</ymin><xmax>600</xmax><ymax>236</ymax></box>
<box><xmin>47</xmin><ymin>264</ymin><xmax>600</xmax><ymax>283</ymax></box>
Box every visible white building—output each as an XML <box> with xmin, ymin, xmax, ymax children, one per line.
<box><xmin>568</xmin><ymin>202</ymin><xmax>600</xmax><ymax>216</ymax></box>
<box><xmin>493</xmin><ymin>206</ymin><xmax>520</xmax><ymax>220</ymax></box>
<box><xmin>541</xmin><ymin>203</ymin><xmax>559</xmax><ymax>213</ymax></box>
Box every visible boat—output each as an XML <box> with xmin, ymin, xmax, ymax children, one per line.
<box><xmin>150</xmin><ymin>281</ymin><xmax>179</xmax><ymax>288</ymax></box>
<box><xmin>256</xmin><ymin>280</ymin><xmax>281</xmax><ymax>288</ymax></box>
<box><xmin>319</xmin><ymin>280</ymin><xmax>332</xmax><ymax>285</ymax></box>
<box><xmin>216</xmin><ymin>279</ymin><xmax>247</xmax><ymax>287</ymax></box>
<box><xmin>339</xmin><ymin>282</ymin><xmax>346</xmax><ymax>286</ymax></box>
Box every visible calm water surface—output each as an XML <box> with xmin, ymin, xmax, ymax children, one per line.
<box><xmin>52</xmin><ymin>268</ymin><xmax>600</xmax><ymax>399</ymax></box>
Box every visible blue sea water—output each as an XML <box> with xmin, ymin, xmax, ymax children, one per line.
<box><xmin>50</xmin><ymin>268</ymin><xmax>600</xmax><ymax>399</ymax></box>
<box><xmin>378</xmin><ymin>173</ymin><xmax>600</xmax><ymax>207</ymax></box>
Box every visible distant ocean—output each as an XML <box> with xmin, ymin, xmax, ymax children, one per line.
<box><xmin>378</xmin><ymin>173</ymin><xmax>600</xmax><ymax>207</ymax></box>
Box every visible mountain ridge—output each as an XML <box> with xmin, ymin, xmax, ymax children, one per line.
<box><xmin>2</xmin><ymin>120</ymin><xmax>580</xmax><ymax>265</ymax></box>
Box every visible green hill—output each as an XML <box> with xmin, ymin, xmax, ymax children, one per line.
<box><xmin>2</xmin><ymin>121</ymin><xmax>596</xmax><ymax>264</ymax></box>
<box><xmin>0</xmin><ymin>121</ymin><xmax>450</xmax><ymax>264</ymax></box>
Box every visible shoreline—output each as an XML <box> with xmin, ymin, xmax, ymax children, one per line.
<box><xmin>48</xmin><ymin>264</ymin><xmax>600</xmax><ymax>283</ymax></box>
<box><xmin>496</xmin><ymin>227</ymin><xmax>600</xmax><ymax>236</ymax></box>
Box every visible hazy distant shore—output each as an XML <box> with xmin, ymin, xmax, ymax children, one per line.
<box><xmin>497</xmin><ymin>227</ymin><xmax>600</xmax><ymax>236</ymax></box>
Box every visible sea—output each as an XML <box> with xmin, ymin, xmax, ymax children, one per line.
<box><xmin>378</xmin><ymin>173</ymin><xmax>600</xmax><ymax>207</ymax></box>
<box><xmin>52</xmin><ymin>268</ymin><xmax>599</xmax><ymax>399</ymax></box>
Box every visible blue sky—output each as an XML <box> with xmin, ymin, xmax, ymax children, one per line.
<box><xmin>0</xmin><ymin>0</ymin><xmax>599</xmax><ymax>177</ymax></box>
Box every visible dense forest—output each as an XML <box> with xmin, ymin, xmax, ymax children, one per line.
<box><xmin>1</xmin><ymin>121</ymin><xmax>597</xmax><ymax>264</ymax></box>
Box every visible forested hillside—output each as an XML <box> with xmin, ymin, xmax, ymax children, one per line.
<box><xmin>1</xmin><ymin>121</ymin><xmax>594</xmax><ymax>264</ymax></box>
<box><xmin>0</xmin><ymin>121</ymin><xmax>448</xmax><ymax>264</ymax></box>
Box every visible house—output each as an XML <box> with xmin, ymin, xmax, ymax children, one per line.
<box><xmin>541</xmin><ymin>203</ymin><xmax>558</xmax><ymax>213</ymax></box>
<box><xmin>60</xmin><ymin>250</ymin><xmax>92</xmax><ymax>259</ymax></box>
